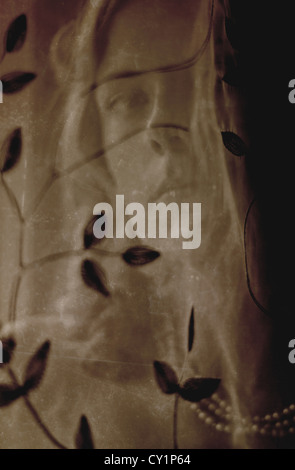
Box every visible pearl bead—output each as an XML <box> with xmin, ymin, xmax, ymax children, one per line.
<box><xmin>190</xmin><ymin>393</ymin><xmax>295</xmax><ymax>438</ymax></box>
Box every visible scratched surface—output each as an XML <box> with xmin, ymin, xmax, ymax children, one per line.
<box><xmin>0</xmin><ymin>0</ymin><xmax>295</xmax><ymax>449</ymax></box>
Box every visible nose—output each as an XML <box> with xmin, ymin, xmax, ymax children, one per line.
<box><xmin>146</xmin><ymin>126</ymin><xmax>193</xmax><ymax>195</ymax></box>
<box><xmin>148</xmin><ymin>126</ymin><xmax>190</xmax><ymax>157</ymax></box>
<box><xmin>146</xmin><ymin>73</ymin><xmax>192</xmax><ymax>156</ymax></box>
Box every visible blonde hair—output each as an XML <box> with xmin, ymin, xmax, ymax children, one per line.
<box><xmin>50</xmin><ymin>0</ymin><xmax>122</xmax><ymax>88</ymax></box>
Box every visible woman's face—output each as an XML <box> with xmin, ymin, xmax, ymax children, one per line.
<box><xmin>92</xmin><ymin>0</ymin><xmax>212</xmax><ymax>204</ymax></box>
<box><xmin>94</xmin><ymin>70</ymin><xmax>195</xmax><ymax>202</ymax></box>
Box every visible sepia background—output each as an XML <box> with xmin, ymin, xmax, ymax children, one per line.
<box><xmin>1</xmin><ymin>0</ymin><xmax>295</xmax><ymax>449</ymax></box>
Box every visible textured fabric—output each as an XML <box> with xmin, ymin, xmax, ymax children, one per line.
<box><xmin>0</xmin><ymin>0</ymin><xmax>294</xmax><ymax>449</ymax></box>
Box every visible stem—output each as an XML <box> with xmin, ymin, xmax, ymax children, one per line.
<box><xmin>1</xmin><ymin>173</ymin><xmax>24</xmax><ymax>323</ymax></box>
<box><xmin>7</xmin><ymin>367</ymin><xmax>67</xmax><ymax>449</ymax></box>
<box><xmin>173</xmin><ymin>352</ymin><xmax>188</xmax><ymax>449</ymax></box>
<box><xmin>0</xmin><ymin>51</ymin><xmax>6</xmax><ymax>64</ymax></box>
<box><xmin>1</xmin><ymin>174</ymin><xmax>23</xmax><ymax>222</ymax></box>
<box><xmin>23</xmin><ymin>247</ymin><xmax>119</xmax><ymax>272</ymax></box>
<box><xmin>173</xmin><ymin>393</ymin><xmax>179</xmax><ymax>449</ymax></box>
<box><xmin>8</xmin><ymin>273</ymin><xmax>21</xmax><ymax>323</ymax></box>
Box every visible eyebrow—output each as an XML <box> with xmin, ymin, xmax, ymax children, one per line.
<box><xmin>88</xmin><ymin>68</ymin><xmax>151</xmax><ymax>93</ymax></box>
<box><xmin>87</xmin><ymin>57</ymin><xmax>195</xmax><ymax>96</ymax></box>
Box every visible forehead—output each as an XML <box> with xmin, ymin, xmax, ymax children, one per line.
<box><xmin>95</xmin><ymin>0</ymin><xmax>210</xmax><ymax>82</ymax></box>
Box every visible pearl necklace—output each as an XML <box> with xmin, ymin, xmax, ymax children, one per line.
<box><xmin>190</xmin><ymin>393</ymin><xmax>295</xmax><ymax>438</ymax></box>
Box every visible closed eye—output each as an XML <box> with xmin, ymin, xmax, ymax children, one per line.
<box><xmin>105</xmin><ymin>89</ymin><xmax>149</xmax><ymax>113</ymax></box>
<box><xmin>106</xmin><ymin>92</ymin><xmax>125</xmax><ymax>111</ymax></box>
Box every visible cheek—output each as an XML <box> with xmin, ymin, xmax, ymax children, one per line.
<box><xmin>101</xmin><ymin>134</ymin><xmax>168</xmax><ymax>202</ymax></box>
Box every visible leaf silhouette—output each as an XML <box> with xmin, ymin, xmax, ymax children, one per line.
<box><xmin>188</xmin><ymin>307</ymin><xmax>195</xmax><ymax>352</ymax></box>
<box><xmin>1</xmin><ymin>72</ymin><xmax>36</xmax><ymax>94</ymax></box>
<box><xmin>23</xmin><ymin>341</ymin><xmax>50</xmax><ymax>392</ymax></box>
<box><xmin>122</xmin><ymin>246</ymin><xmax>160</xmax><ymax>266</ymax></box>
<box><xmin>84</xmin><ymin>214</ymin><xmax>104</xmax><ymax>249</ymax></box>
<box><xmin>81</xmin><ymin>259</ymin><xmax>110</xmax><ymax>297</ymax></box>
<box><xmin>0</xmin><ymin>384</ymin><xmax>25</xmax><ymax>407</ymax></box>
<box><xmin>153</xmin><ymin>361</ymin><xmax>179</xmax><ymax>395</ymax></box>
<box><xmin>6</xmin><ymin>14</ymin><xmax>27</xmax><ymax>53</ymax></box>
<box><xmin>221</xmin><ymin>131</ymin><xmax>247</xmax><ymax>157</ymax></box>
<box><xmin>179</xmin><ymin>378</ymin><xmax>221</xmax><ymax>403</ymax></box>
<box><xmin>0</xmin><ymin>128</ymin><xmax>22</xmax><ymax>172</ymax></box>
<box><xmin>75</xmin><ymin>415</ymin><xmax>94</xmax><ymax>449</ymax></box>
<box><xmin>225</xmin><ymin>17</ymin><xmax>243</xmax><ymax>51</ymax></box>
<box><xmin>0</xmin><ymin>337</ymin><xmax>16</xmax><ymax>366</ymax></box>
